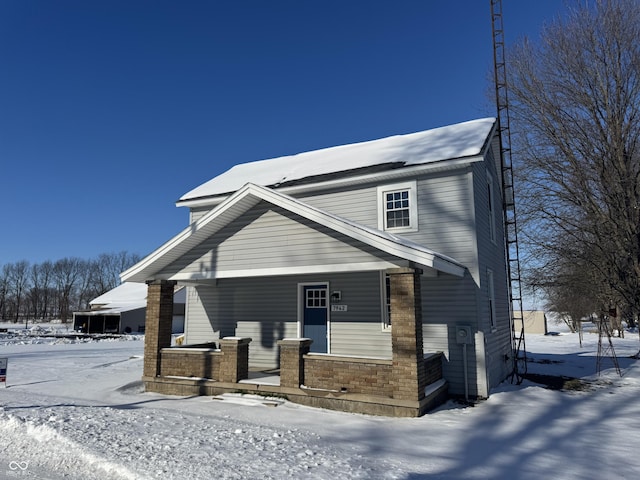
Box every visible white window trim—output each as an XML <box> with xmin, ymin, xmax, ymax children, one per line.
<box><xmin>380</xmin><ymin>272</ymin><xmax>391</xmax><ymax>331</ymax></box>
<box><xmin>487</xmin><ymin>171</ymin><xmax>497</xmax><ymax>244</ymax></box>
<box><xmin>487</xmin><ymin>269</ymin><xmax>497</xmax><ymax>330</ymax></box>
<box><xmin>377</xmin><ymin>180</ymin><xmax>418</xmax><ymax>233</ymax></box>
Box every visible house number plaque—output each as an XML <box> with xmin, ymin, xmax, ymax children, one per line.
<box><xmin>331</xmin><ymin>304</ymin><xmax>348</xmax><ymax>312</ymax></box>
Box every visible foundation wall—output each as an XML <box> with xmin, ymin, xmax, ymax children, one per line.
<box><xmin>303</xmin><ymin>355</ymin><xmax>393</xmax><ymax>396</ymax></box>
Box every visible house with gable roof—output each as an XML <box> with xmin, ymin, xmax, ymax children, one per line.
<box><xmin>121</xmin><ymin>117</ymin><xmax>514</xmax><ymax>416</ymax></box>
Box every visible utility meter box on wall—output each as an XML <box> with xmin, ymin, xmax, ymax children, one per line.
<box><xmin>455</xmin><ymin>325</ymin><xmax>473</xmax><ymax>345</ymax></box>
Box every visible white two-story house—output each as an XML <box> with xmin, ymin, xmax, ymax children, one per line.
<box><xmin>122</xmin><ymin>117</ymin><xmax>513</xmax><ymax>416</ymax></box>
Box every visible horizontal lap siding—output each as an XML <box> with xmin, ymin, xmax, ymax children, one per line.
<box><xmin>299</xmin><ymin>187</ymin><xmax>378</xmax><ymax>228</ymax></box>
<box><xmin>414</xmin><ymin>172</ymin><xmax>478</xmax><ymax>280</ymax></box>
<box><xmin>187</xmin><ymin>277</ymin><xmax>299</xmax><ymax>369</ymax></box>
<box><xmin>190</xmin><ymin>206</ymin><xmax>210</xmax><ymax>224</ymax></box>
<box><xmin>328</xmin><ymin>272</ymin><xmax>391</xmax><ymax>358</ymax></box>
<box><xmin>422</xmin><ymin>273</ymin><xmax>480</xmax><ymax>397</ymax></box>
<box><xmin>300</xmin><ymin>171</ymin><xmax>478</xmax><ymax>278</ymax></box>
<box><xmin>184</xmin><ymin>285</ymin><xmax>234</xmax><ymax>344</ymax></box>
<box><xmin>186</xmin><ymin>272</ymin><xmax>390</xmax><ymax>369</ymax></box>
<box><xmin>160</xmin><ymin>202</ymin><xmax>398</xmax><ymax>278</ymax></box>
<box><xmin>472</xmin><ymin>160</ymin><xmax>512</xmax><ymax>391</ymax></box>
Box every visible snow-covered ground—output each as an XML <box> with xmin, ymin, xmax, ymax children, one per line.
<box><xmin>1</xmin><ymin>321</ymin><xmax>639</xmax><ymax>480</ymax></box>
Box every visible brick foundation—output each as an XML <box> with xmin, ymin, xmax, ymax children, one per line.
<box><xmin>303</xmin><ymin>355</ymin><xmax>393</xmax><ymax>395</ymax></box>
<box><xmin>160</xmin><ymin>347</ymin><xmax>222</xmax><ymax>379</ymax></box>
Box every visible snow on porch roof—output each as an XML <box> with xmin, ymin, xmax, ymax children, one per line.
<box><xmin>90</xmin><ymin>282</ymin><xmax>148</xmax><ymax>307</ymax></box>
<box><xmin>179</xmin><ymin>118</ymin><xmax>496</xmax><ymax>202</ymax></box>
<box><xmin>87</xmin><ymin>282</ymin><xmax>186</xmax><ymax>314</ymax></box>
<box><xmin>121</xmin><ymin>183</ymin><xmax>466</xmax><ymax>283</ymax></box>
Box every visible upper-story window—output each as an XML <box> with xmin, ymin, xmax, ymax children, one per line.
<box><xmin>377</xmin><ymin>181</ymin><xmax>418</xmax><ymax>233</ymax></box>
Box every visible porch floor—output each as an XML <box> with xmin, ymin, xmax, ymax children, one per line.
<box><xmin>240</xmin><ymin>368</ymin><xmax>281</xmax><ymax>386</ymax></box>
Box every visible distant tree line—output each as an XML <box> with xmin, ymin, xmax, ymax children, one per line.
<box><xmin>0</xmin><ymin>251</ymin><xmax>141</xmax><ymax>325</ymax></box>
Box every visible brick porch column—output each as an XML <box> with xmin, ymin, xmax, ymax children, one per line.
<box><xmin>219</xmin><ymin>337</ymin><xmax>252</xmax><ymax>382</ymax></box>
<box><xmin>278</xmin><ymin>338</ymin><xmax>313</xmax><ymax>388</ymax></box>
<box><xmin>143</xmin><ymin>280</ymin><xmax>176</xmax><ymax>378</ymax></box>
<box><xmin>388</xmin><ymin>267</ymin><xmax>426</xmax><ymax>401</ymax></box>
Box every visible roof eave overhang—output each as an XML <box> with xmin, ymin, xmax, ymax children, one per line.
<box><xmin>176</xmin><ymin>154</ymin><xmax>484</xmax><ymax>210</ymax></box>
<box><xmin>122</xmin><ymin>183</ymin><xmax>466</xmax><ymax>283</ymax></box>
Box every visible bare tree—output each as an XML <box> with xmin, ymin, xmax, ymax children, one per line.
<box><xmin>0</xmin><ymin>251</ymin><xmax>140</xmax><ymax>323</ymax></box>
<box><xmin>0</xmin><ymin>264</ymin><xmax>9</xmax><ymax>321</ymax></box>
<box><xmin>53</xmin><ymin>258</ymin><xmax>83</xmax><ymax>323</ymax></box>
<box><xmin>38</xmin><ymin>260</ymin><xmax>55</xmax><ymax>320</ymax></box>
<box><xmin>95</xmin><ymin>251</ymin><xmax>141</xmax><ymax>293</ymax></box>
<box><xmin>508</xmin><ymin>0</ymin><xmax>640</xmax><ymax>341</ymax></box>
<box><xmin>8</xmin><ymin>261</ymin><xmax>30</xmax><ymax>325</ymax></box>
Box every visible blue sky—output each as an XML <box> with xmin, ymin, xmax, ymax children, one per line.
<box><xmin>0</xmin><ymin>1</ymin><xmax>567</xmax><ymax>265</ymax></box>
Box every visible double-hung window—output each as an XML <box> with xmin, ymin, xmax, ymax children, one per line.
<box><xmin>377</xmin><ymin>181</ymin><xmax>418</xmax><ymax>233</ymax></box>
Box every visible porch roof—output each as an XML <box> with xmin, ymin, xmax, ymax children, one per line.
<box><xmin>121</xmin><ymin>183</ymin><xmax>466</xmax><ymax>283</ymax></box>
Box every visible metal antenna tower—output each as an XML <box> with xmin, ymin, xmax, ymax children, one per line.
<box><xmin>490</xmin><ymin>0</ymin><xmax>527</xmax><ymax>383</ymax></box>
<box><xmin>596</xmin><ymin>318</ymin><xmax>621</xmax><ymax>376</ymax></box>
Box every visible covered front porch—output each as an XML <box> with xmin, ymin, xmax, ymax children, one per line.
<box><xmin>142</xmin><ymin>268</ymin><xmax>448</xmax><ymax>417</ymax></box>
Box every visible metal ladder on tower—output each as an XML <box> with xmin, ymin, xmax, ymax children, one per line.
<box><xmin>491</xmin><ymin>0</ymin><xmax>527</xmax><ymax>383</ymax></box>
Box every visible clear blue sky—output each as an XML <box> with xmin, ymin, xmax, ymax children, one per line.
<box><xmin>0</xmin><ymin>0</ymin><xmax>567</xmax><ymax>265</ymax></box>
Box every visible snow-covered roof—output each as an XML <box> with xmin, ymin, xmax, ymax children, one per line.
<box><xmin>179</xmin><ymin>118</ymin><xmax>496</xmax><ymax>202</ymax></box>
<box><xmin>90</xmin><ymin>282</ymin><xmax>148</xmax><ymax>308</ymax></box>
<box><xmin>122</xmin><ymin>183</ymin><xmax>466</xmax><ymax>284</ymax></box>
<box><xmin>86</xmin><ymin>282</ymin><xmax>185</xmax><ymax>315</ymax></box>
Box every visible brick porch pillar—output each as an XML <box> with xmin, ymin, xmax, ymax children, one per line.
<box><xmin>219</xmin><ymin>337</ymin><xmax>252</xmax><ymax>382</ymax></box>
<box><xmin>388</xmin><ymin>267</ymin><xmax>426</xmax><ymax>401</ymax></box>
<box><xmin>278</xmin><ymin>338</ymin><xmax>313</xmax><ymax>388</ymax></box>
<box><xmin>143</xmin><ymin>280</ymin><xmax>176</xmax><ymax>378</ymax></box>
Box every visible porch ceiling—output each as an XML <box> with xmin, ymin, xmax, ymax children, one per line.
<box><xmin>121</xmin><ymin>183</ymin><xmax>466</xmax><ymax>283</ymax></box>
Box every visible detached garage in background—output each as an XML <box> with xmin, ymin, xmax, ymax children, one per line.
<box><xmin>514</xmin><ymin>310</ymin><xmax>548</xmax><ymax>335</ymax></box>
<box><xmin>73</xmin><ymin>282</ymin><xmax>185</xmax><ymax>334</ymax></box>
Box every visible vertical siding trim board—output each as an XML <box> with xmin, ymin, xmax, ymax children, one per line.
<box><xmin>465</xmin><ymin>168</ymin><xmax>480</xmax><ymax>285</ymax></box>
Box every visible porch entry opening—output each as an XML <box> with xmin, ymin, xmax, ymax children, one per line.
<box><xmin>303</xmin><ymin>284</ymin><xmax>328</xmax><ymax>353</ymax></box>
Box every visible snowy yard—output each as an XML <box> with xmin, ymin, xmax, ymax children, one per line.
<box><xmin>1</xmin><ymin>322</ymin><xmax>639</xmax><ymax>480</ymax></box>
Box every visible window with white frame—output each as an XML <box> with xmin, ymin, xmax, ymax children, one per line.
<box><xmin>377</xmin><ymin>181</ymin><xmax>418</xmax><ymax>232</ymax></box>
<box><xmin>487</xmin><ymin>269</ymin><xmax>496</xmax><ymax>329</ymax></box>
<box><xmin>487</xmin><ymin>171</ymin><xmax>496</xmax><ymax>243</ymax></box>
<box><xmin>306</xmin><ymin>288</ymin><xmax>327</xmax><ymax>308</ymax></box>
<box><xmin>381</xmin><ymin>272</ymin><xmax>391</xmax><ymax>330</ymax></box>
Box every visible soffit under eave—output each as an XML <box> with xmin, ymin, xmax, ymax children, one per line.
<box><xmin>121</xmin><ymin>193</ymin><xmax>262</xmax><ymax>283</ymax></box>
